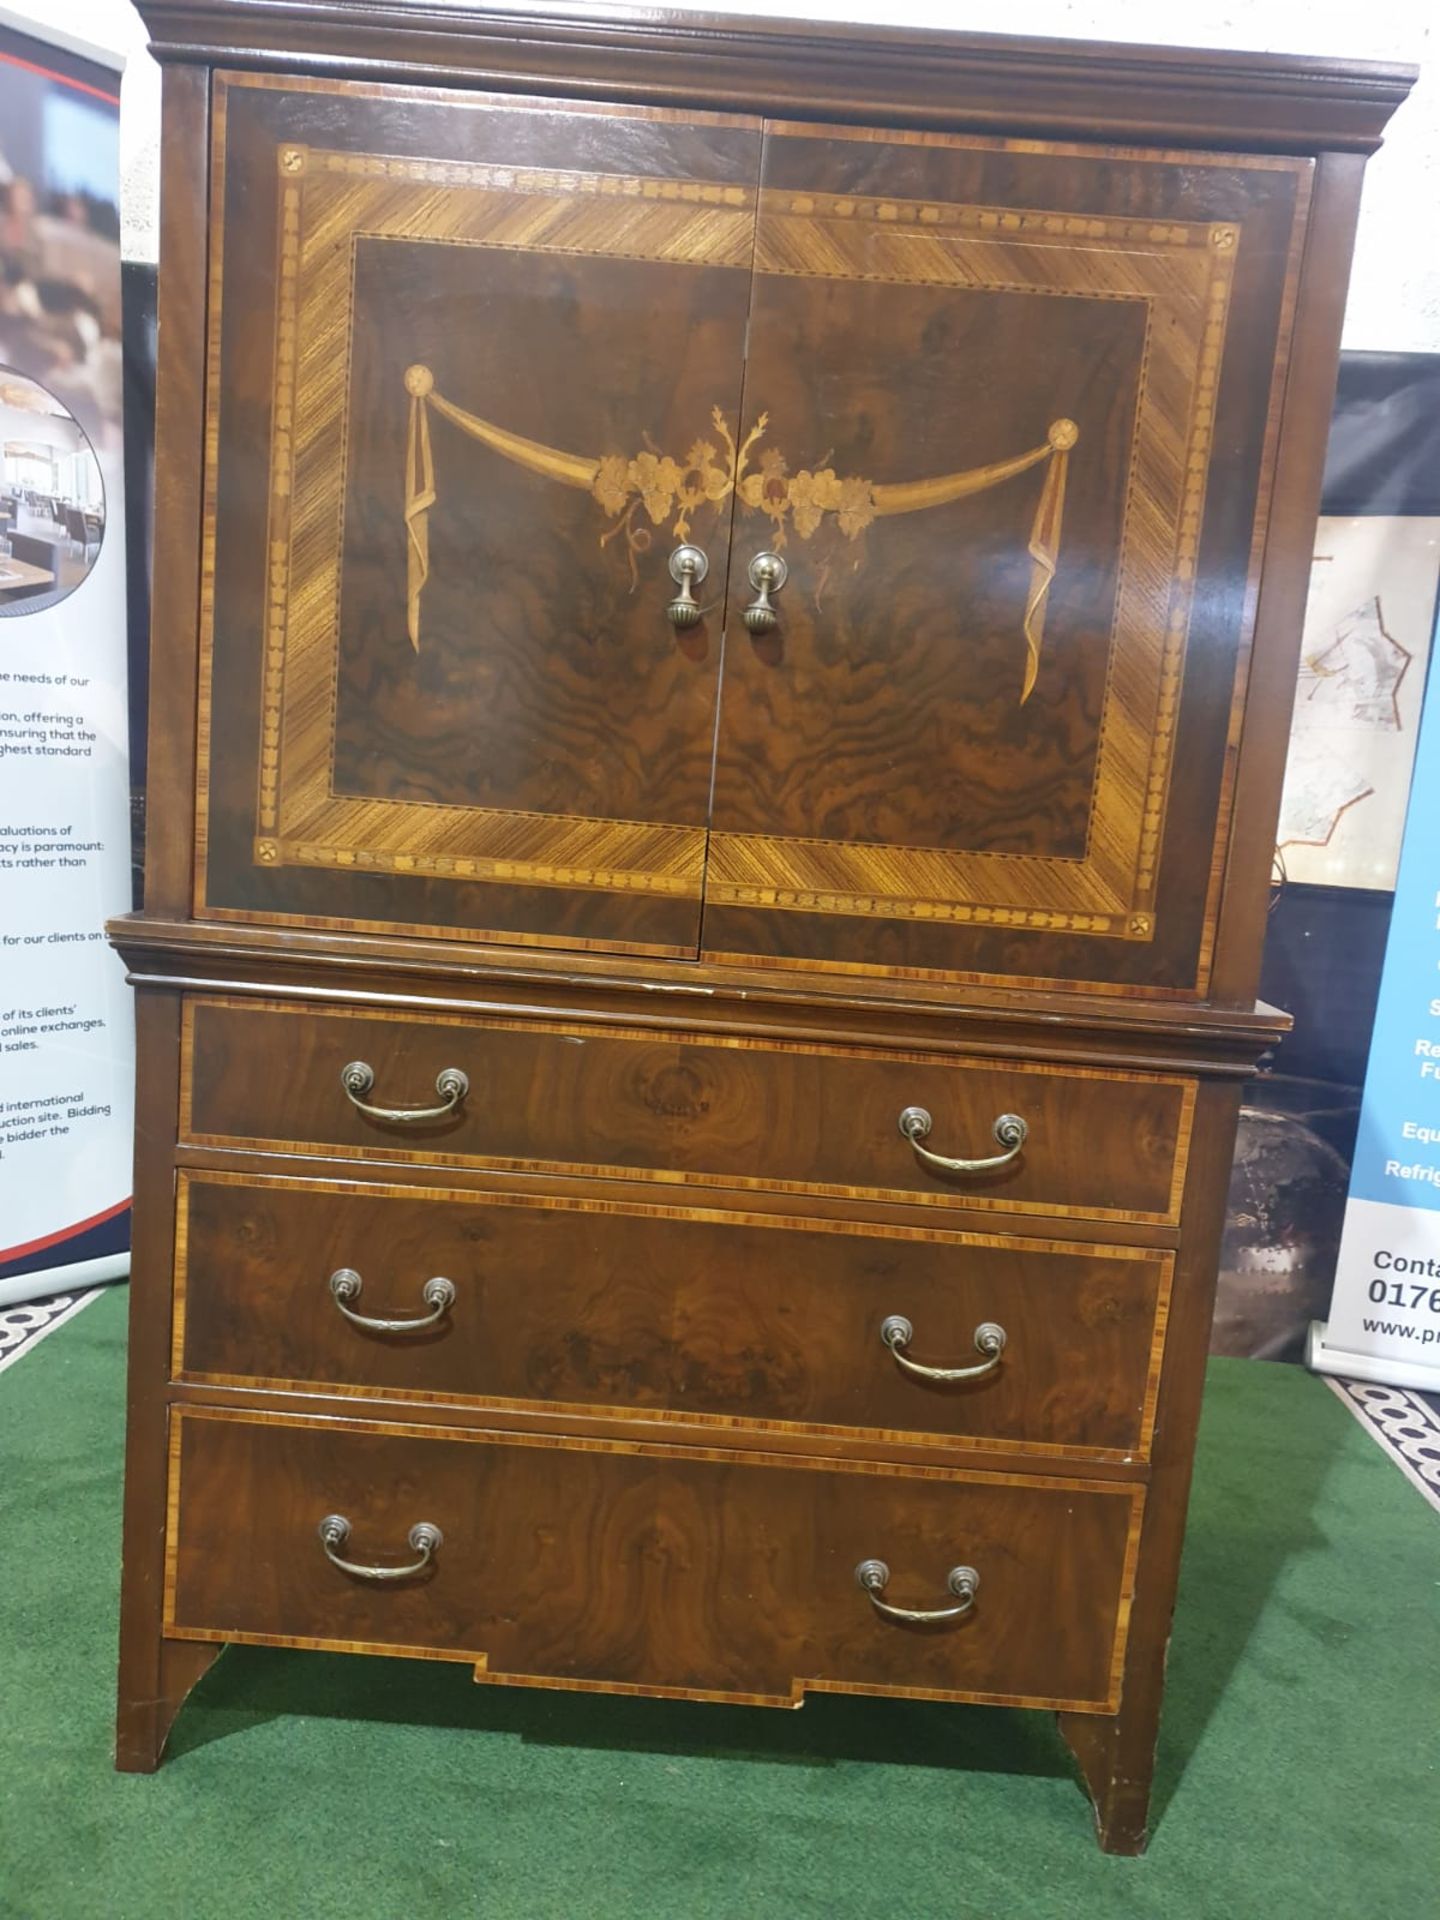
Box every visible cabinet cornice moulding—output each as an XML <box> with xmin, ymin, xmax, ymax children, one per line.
<box><xmin>131</xmin><ymin>0</ymin><xmax>1416</xmax><ymax>154</ymax></box>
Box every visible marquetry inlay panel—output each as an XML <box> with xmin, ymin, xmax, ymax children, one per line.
<box><xmin>195</xmin><ymin>76</ymin><xmax>1308</xmax><ymax>986</ymax></box>
<box><xmin>239</xmin><ymin>134</ymin><xmax>1245</xmax><ymax>946</ymax></box>
<box><xmin>704</xmin><ymin>184</ymin><xmax>1241</xmax><ymax>943</ymax></box>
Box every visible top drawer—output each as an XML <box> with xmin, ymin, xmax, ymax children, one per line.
<box><xmin>180</xmin><ymin>997</ymin><xmax>1194</xmax><ymax>1227</ymax></box>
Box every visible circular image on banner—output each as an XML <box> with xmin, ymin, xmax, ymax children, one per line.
<box><xmin>0</xmin><ymin>364</ymin><xmax>106</xmax><ymax>618</ymax></box>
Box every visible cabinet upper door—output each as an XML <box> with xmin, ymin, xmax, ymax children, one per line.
<box><xmin>703</xmin><ymin>125</ymin><xmax>1314</xmax><ymax>995</ymax></box>
<box><xmin>197</xmin><ymin>75</ymin><xmax>760</xmax><ymax>958</ymax></box>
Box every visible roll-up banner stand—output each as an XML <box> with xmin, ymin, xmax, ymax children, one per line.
<box><xmin>0</xmin><ymin>13</ymin><xmax>132</xmax><ymax>1308</ymax></box>
<box><xmin>1310</xmin><ymin>623</ymin><xmax>1440</xmax><ymax>1392</ymax></box>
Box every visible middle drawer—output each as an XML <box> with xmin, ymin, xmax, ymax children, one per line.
<box><xmin>174</xmin><ymin>1170</ymin><xmax>1171</xmax><ymax>1461</ymax></box>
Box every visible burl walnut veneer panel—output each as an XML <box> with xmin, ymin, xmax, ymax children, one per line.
<box><xmin>703</xmin><ymin>126</ymin><xmax>1311</xmax><ymax>993</ymax></box>
<box><xmin>180</xmin><ymin>995</ymin><xmax>1194</xmax><ymax>1226</ymax></box>
<box><xmin>194</xmin><ymin>67</ymin><xmax>1312</xmax><ymax>994</ymax></box>
<box><xmin>174</xmin><ymin>1169</ymin><xmax>1173</xmax><ymax>1461</ymax></box>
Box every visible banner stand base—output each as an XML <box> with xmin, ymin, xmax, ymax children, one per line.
<box><xmin>0</xmin><ymin>1254</ymin><xmax>129</xmax><ymax>1313</ymax></box>
<box><xmin>1307</xmin><ymin>1320</ymin><xmax>1440</xmax><ymax>1394</ymax></box>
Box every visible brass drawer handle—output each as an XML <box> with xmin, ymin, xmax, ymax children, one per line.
<box><xmin>329</xmin><ymin>1268</ymin><xmax>455</xmax><ymax>1334</ymax></box>
<box><xmin>898</xmin><ymin>1105</ymin><xmax>1027</xmax><ymax>1175</ymax></box>
<box><xmin>855</xmin><ymin>1559</ymin><xmax>979</xmax><ymax>1624</ymax></box>
<box><xmin>340</xmin><ymin>1060</ymin><xmax>469</xmax><ymax>1124</ymax></box>
<box><xmin>318</xmin><ymin>1514</ymin><xmax>443</xmax><ymax>1582</ymax></box>
<box><xmin>881</xmin><ymin>1315</ymin><xmax>1006</xmax><ymax>1382</ymax></box>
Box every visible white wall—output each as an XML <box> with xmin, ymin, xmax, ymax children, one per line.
<box><xmin>6</xmin><ymin>0</ymin><xmax>1435</xmax><ymax>349</ymax></box>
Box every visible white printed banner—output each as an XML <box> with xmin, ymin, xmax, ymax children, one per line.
<box><xmin>1311</xmin><ymin>595</ymin><xmax>1440</xmax><ymax>1390</ymax></box>
<box><xmin>0</xmin><ymin>19</ymin><xmax>131</xmax><ymax>1306</ymax></box>
<box><xmin>1278</xmin><ymin>515</ymin><xmax>1440</xmax><ymax>890</ymax></box>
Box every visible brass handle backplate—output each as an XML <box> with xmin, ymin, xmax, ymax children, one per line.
<box><xmin>855</xmin><ymin>1558</ymin><xmax>979</xmax><ymax>1624</ymax></box>
<box><xmin>666</xmin><ymin>543</ymin><xmax>709</xmax><ymax>627</ymax></box>
<box><xmin>881</xmin><ymin>1315</ymin><xmax>1007</xmax><ymax>1382</ymax></box>
<box><xmin>743</xmin><ymin>551</ymin><xmax>788</xmax><ymax>633</ymax></box>
<box><xmin>329</xmin><ymin>1268</ymin><xmax>455</xmax><ymax>1334</ymax></box>
<box><xmin>318</xmin><ymin>1514</ymin><xmax>443</xmax><ymax>1582</ymax></box>
<box><xmin>898</xmin><ymin>1106</ymin><xmax>1027</xmax><ymax>1176</ymax></box>
<box><xmin>340</xmin><ymin>1060</ymin><xmax>469</xmax><ymax>1124</ymax></box>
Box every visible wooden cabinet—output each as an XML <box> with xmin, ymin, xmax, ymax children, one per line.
<box><xmin>112</xmin><ymin>0</ymin><xmax>1412</xmax><ymax>1856</ymax></box>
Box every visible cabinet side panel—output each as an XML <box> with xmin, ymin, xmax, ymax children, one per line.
<box><xmin>1058</xmin><ymin>1074</ymin><xmax>1243</xmax><ymax>1850</ymax></box>
<box><xmin>142</xmin><ymin>65</ymin><xmax>211</xmax><ymax>919</ymax></box>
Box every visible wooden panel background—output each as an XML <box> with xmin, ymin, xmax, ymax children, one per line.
<box><xmin>192</xmin><ymin>72</ymin><xmax>1314</xmax><ymax>997</ymax></box>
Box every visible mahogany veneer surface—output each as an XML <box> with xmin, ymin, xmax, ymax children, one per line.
<box><xmin>194</xmin><ymin>66</ymin><xmax>1314</xmax><ymax>994</ymax></box>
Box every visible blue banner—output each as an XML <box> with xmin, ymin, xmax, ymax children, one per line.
<box><xmin>1312</xmin><ymin>602</ymin><xmax>1440</xmax><ymax>1386</ymax></box>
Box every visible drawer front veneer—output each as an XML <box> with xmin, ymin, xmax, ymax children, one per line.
<box><xmin>174</xmin><ymin>1170</ymin><xmax>1173</xmax><ymax>1460</ymax></box>
<box><xmin>181</xmin><ymin>997</ymin><xmax>1194</xmax><ymax>1225</ymax></box>
<box><xmin>165</xmin><ymin>1407</ymin><xmax>1142</xmax><ymax>1712</ymax></box>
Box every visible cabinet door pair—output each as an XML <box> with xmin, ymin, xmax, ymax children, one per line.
<box><xmin>199</xmin><ymin>74</ymin><xmax>1313</xmax><ymax>992</ymax></box>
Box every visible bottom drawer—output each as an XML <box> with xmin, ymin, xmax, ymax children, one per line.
<box><xmin>165</xmin><ymin>1408</ymin><xmax>1141</xmax><ymax>1712</ymax></box>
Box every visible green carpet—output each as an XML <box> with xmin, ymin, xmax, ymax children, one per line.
<box><xmin>1</xmin><ymin>1287</ymin><xmax>1435</xmax><ymax>1919</ymax></box>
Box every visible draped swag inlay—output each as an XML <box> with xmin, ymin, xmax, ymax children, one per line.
<box><xmin>402</xmin><ymin>361</ymin><xmax>1077</xmax><ymax>703</ymax></box>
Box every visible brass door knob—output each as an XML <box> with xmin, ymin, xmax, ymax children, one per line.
<box><xmin>666</xmin><ymin>544</ymin><xmax>709</xmax><ymax>627</ymax></box>
<box><xmin>743</xmin><ymin>551</ymin><xmax>788</xmax><ymax>633</ymax></box>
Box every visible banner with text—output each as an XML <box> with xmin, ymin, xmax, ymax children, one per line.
<box><xmin>0</xmin><ymin>21</ymin><xmax>131</xmax><ymax>1306</ymax></box>
<box><xmin>1311</xmin><ymin>600</ymin><xmax>1440</xmax><ymax>1390</ymax></box>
